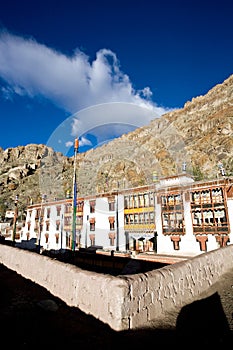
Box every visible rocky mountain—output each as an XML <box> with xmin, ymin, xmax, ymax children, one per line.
<box><xmin>0</xmin><ymin>74</ymin><xmax>233</xmax><ymax>214</ymax></box>
<box><xmin>77</xmin><ymin>74</ymin><xmax>233</xmax><ymax>194</ymax></box>
<box><xmin>0</xmin><ymin>144</ymin><xmax>74</xmax><ymax>215</ymax></box>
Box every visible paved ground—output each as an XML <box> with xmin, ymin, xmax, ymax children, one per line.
<box><xmin>0</xmin><ymin>262</ymin><xmax>232</xmax><ymax>349</ymax></box>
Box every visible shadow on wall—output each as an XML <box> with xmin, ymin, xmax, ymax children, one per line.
<box><xmin>0</xmin><ymin>263</ymin><xmax>232</xmax><ymax>348</ymax></box>
<box><xmin>176</xmin><ymin>292</ymin><xmax>232</xmax><ymax>346</ymax></box>
<box><xmin>15</xmin><ymin>238</ymin><xmax>38</xmax><ymax>250</ymax></box>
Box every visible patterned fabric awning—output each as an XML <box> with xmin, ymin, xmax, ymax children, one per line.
<box><xmin>127</xmin><ymin>232</ymin><xmax>155</xmax><ymax>240</ymax></box>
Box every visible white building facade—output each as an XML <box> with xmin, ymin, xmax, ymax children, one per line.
<box><xmin>19</xmin><ymin>174</ymin><xmax>233</xmax><ymax>257</ymax></box>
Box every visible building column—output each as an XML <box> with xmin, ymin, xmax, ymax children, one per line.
<box><xmin>226</xmin><ymin>198</ymin><xmax>233</xmax><ymax>244</ymax></box>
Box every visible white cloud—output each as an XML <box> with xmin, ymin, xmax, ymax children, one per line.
<box><xmin>65</xmin><ymin>141</ymin><xmax>73</xmax><ymax>148</ymax></box>
<box><xmin>0</xmin><ymin>30</ymin><xmax>174</xmax><ymax>155</ymax></box>
<box><xmin>0</xmin><ymin>31</ymin><xmax>169</xmax><ymax>115</ymax></box>
<box><xmin>79</xmin><ymin>136</ymin><xmax>93</xmax><ymax>147</ymax></box>
<box><xmin>1</xmin><ymin>86</ymin><xmax>13</xmax><ymax>100</ymax></box>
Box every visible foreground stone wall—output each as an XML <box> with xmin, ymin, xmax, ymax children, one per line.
<box><xmin>121</xmin><ymin>244</ymin><xmax>233</xmax><ymax>329</ymax></box>
<box><xmin>0</xmin><ymin>244</ymin><xmax>233</xmax><ymax>331</ymax></box>
<box><xmin>0</xmin><ymin>246</ymin><xmax>129</xmax><ymax>331</ymax></box>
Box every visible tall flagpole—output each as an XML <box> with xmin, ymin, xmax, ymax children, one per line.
<box><xmin>71</xmin><ymin>138</ymin><xmax>79</xmax><ymax>251</ymax></box>
<box><xmin>116</xmin><ymin>181</ymin><xmax>119</xmax><ymax>251</ymax></box>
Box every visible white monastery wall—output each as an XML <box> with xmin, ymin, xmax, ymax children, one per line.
<box><xmin>227</xmin><ymin>198</ymin><xmax>233</xmax><ymax>244</ymax></box>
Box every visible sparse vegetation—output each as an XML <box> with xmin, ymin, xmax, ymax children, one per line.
<box><xmin>192</xmin><ymin>165</ymin><xmax>205</xmax><ymax>181</ymax></box>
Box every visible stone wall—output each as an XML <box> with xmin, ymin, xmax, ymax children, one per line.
<box><xmin>121</xmin><ymin>245</ymin><xmax>233</xmax><ymax>329</ymax></box>
<box><xmin>0</xmin><ymin>244</ymin><xmax>232</xmax><ymax>331</ymax></box>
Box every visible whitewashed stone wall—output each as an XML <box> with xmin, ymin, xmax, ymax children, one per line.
<box><xmin>0</xmin><ymin>244</ymin><xmax>232</xmax><ymax>331</ymax></box>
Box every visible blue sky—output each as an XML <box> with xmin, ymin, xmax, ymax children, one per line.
<box><xmin>0</xmin><ymin>0</ymin><xmax>232</xmax><ymax>156</ymax></box>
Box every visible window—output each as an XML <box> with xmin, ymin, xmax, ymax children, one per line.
<box><xmin>129</xmin><ymin>214</ymin><xmax>134</xmax><ymax>224</ymax></box>
<box><xmin>124</xmin><ymin>196</ymin><xmax>129</xmax><ymax>209</ymax></box>
<box><xmin>139</xmin><ymin>194</ymin><xmax>144</xmax><ymax>207</ymax></box>
<box><xmin>65</xmin><ymin>204</ymin><xmax>72</xmax><ymax>214</ymax></box>
<box><xmin>175</xmin><ymin>194</ymin><xmax>181</xmax><ymax>205</ymax></box>
<box><xmin>134</xmin><ymin>195</ymin><xmax>139</xmax><ymax>208</ymax></box>
<box><xmin>89</xmin><ymin>234</ymin><xmax>95</xmax><ymax>246</ymax></box>
<box><xmin>193</xmin><ymin>192</ymin><xmax>200</xmax><ymax>204</ymax></box>
<box><xmin>109</xmin><ymin>201</ymin><xmax>115</xmax><ymax>211</ymax></box>
<box><xmin>214</xmin><ymin>209</ymin><xmax>227</xmax><ymax>225</ymax></box>
<box><xmin>149</xmin><ymin>192</ymin><xmax>154</xmax><ymax>206</ymax></box>
<box><xmin>193</xmin><ymin>211</ymin><xmax>202</xmax><ymax>225</ymax></box>
<box><xmin>191</xmin><ymin>187</ymin><xmax>228</xmax><ymax>234</ymax></box>
<box><xmin>56</xmin><ymin>220</ymin><xmax>60</xmax><ymax>230</ymax></box>
<box><xmin>46</xmin><ymin>222</ymin><xmax>49</xmax><ymax>231</ymax></box>
<box><xmin>90</xmin><ymin>222</ymin><xmax>95</xmax><ymax>231</ymax></box>
<box><xmin>108</xmin><ymin>216</ymin><xmax>115</xmax><ymax>230</ymax></box>
<box><xmin>212</xmin><ymin>188</ymin><xmax>223</xmax><ymax>203</ymax></box>
<box><xmin>109</xmin><ymin>232</ymin><xmax>115</xmax><ymax>246</ymax></box>
<box><xmin>56</xmin><ymin>206</ymin><xmax>61</xmax><ymax>216</ymax></box>
<box><xmin>201</xmin><ymin>190</ymin><xmax>211</xmax><ymax>204</ymax></box>
<box><xmin>77</xmin><ymin>201</ymin><xmax>84</xmax><ymax>212</ymax></box>
<box><xmin>55</xmin><ymin>233</ymin><xmax>59</xmax><ymax>244</ymax></box>
<box><xmin>89</xmin><ymin>218</ymin><xmax>95</xmax><ymax>231</ymax></box>
<box><xmin>108</xmin><ymin>197</ymin><xmax>115</xmax><ymax>211</ymax></box>
<box><xmin>168</xmin><ymin>196</ymin><xmax>174</xmax><ymax>205</ymax></box>
<box><xmin>149</xmin><ymin>212</ymin><xmax>154</xmax><ymax>224</ymax></box>
<box><xmin>144</xmin><ymin>194</ymin><xmax>149</xmax><ymax>207</ymax></box>
<box><xmin>76</xmin><ymin>216</ymin><xmax>83</xmax><ymax>225</ymax></box>
<box><xmin>144</xmin><ymin>212</ymin><xmax>149</xmax><ymax>224</ymax></box>
<box><xmin>90</xmin><ymin>200</ymin><xmax>96</xmax><ymax>213</ymax></box>
<box><xmin>46</xmin><ymin>208</ymin><xmax>50</xmax><ymax>218</ymax></box>
<box><xmin>129</xmin><ymin>196</ymin><xmax>134</xmax><ymax>208</ymax></box>
<box><xmin>139</xmin><ymin>213</ymin><xmax>144</xmax><ymax>224</ymax></box>
<box><xmin>65</xmin><ymin>232</ymin><xmax>70</xmax><ymax>247</ymax></box>
<box><xmin>125</xmin><ymin>214</ymin><xmax>129</xmax><ymax>225</ymax></box>
<box><xmin>64</xmin><ymin>216</ymin><xmax>71</xmax><ymax>226</ymax></box>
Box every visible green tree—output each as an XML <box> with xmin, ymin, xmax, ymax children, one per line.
<box><xmin>192</xmin><ymin>165</ymin><xmax>204</xmax><ymax>181</ymax></box>
<box><xmin>0</xmin><ymin>200</ymin><xmax>7</xmax><ymax>221</ymax></box>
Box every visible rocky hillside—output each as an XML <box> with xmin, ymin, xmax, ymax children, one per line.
<box><xmin>77</xmin><ymin>74</ymin><xmax>233</xmax><ymax>194</ymax></box>
<box><xmin>0</xmin><ymin>144</ymin><xmax>74</xmax><ymax>215</ymax></box>
<box><xmin>0</xmin><ymin>74</ymin><xmax>233</xmax><ymax>214</ymax></box>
